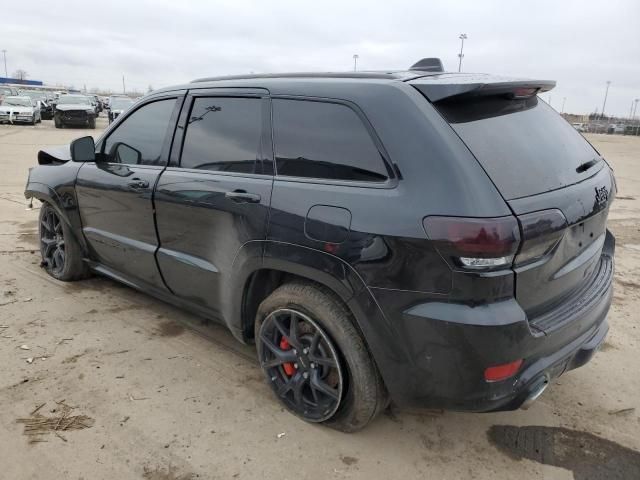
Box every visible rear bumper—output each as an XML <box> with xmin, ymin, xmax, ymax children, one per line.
<box><xmin>363</xmin><ymin>233</ymin><xmax>614</xmax><ymax>412</ymax></box>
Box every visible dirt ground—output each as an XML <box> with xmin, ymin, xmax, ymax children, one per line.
<box><xmin>1</xmin><ymin>117</ymin><xmax>639</xmax><ymax>480</ymax></box>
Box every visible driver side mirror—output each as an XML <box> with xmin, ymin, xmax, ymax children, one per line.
<box><xmin>70</xmin><ymin>136</ymin><xmax>96</xmax><ymax>162</ymax></box>
<box><xmin>114</xmin><ymin>142</ymin><xmax>142</xmax><ymax>165</ymax></box>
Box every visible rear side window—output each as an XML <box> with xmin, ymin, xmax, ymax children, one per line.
<box><xmin>180</xmin><ymin>97</ymin><xmax>263</xmax><ymax>173</ymax></box>
<box><xmin>272</xmin><ymin>99</ymin><xmax>388</xmax><ymax>182</ymax></box>
<box><xmin>435</xmin><ymin>96</ymin><xmax>600</xmax><ymax>200</ymax></box>
<box><xmin>104</xmin><ymin>98</ymin><xmax>176</xmax><ymax>166</ymax></box>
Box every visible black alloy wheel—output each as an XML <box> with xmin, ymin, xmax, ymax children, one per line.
<box><xmin>258</xmin><ymin>308</ymin><xmax>344</xmax><ymax>422</ymax></box>
<box><xmin>40</xmin><ymin>207</ymin><xmax>66</xmax><ymax>276</ymax></box>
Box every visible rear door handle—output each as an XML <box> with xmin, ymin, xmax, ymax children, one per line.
<box><xmin>225</xmin><ymin>190</ymin><xmax>261</xmax><ymax>203</ymax></box>
<box><xmin>127</xmin><ymin>178</ymin><xmax>149</xmax><ymax>189</ymax></box>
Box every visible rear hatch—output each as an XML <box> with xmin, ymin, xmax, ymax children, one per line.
<box><xmin>412</xmin><ymin>75</ymin><xmax>615</xmax><ymax>332</ymax></box>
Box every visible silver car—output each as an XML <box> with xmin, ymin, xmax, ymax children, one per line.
<box><xmin>0</xmin><ymin>96</ymin><xmax>41</xmax><ymax>125</ymax></box>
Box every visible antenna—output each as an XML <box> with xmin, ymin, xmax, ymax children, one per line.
<box><xmin>410</xmin><ymin>58</ymin><xmax>444</xmax><ymax>73</ymax></box>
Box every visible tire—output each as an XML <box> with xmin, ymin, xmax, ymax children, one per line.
<box><xmin>54</xmin><ymin>114</ymin><xmax>62</xmax><ymax>128</ymax></box>
<box><xmin>88</xmin><ymin>117</ymin><xmax>96</xmax><ymax>129</ymax></box>
<box><xmin>255</xmin><ymin>281</ymin><xmax>387</xmax><ymax>432</ymax></box>
<box><xmin>39</xmin><ymin>203</ymin><xmax>90</xmax><ymax>281</ymax></box>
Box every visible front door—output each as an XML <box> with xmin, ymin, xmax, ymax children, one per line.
<box><xmin>76</xmin><ymin>94</ymin><xmax>183</xmax><ymax>288</ymax></box>
<box><xmin>154</xmin><ymin>91</ymin><xmax>273</xmax><ymax>318</ymax></box>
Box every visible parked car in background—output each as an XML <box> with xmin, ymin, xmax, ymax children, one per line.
<box><xmin>108</xmin><ymin>96</ymin><xmax>135</xmax><ymax>123</ymax></box>
<box><xmin>0</xmin><ymin>85</ymin><xmax>19</xmax><ymax>102</ymax></box>
<box><xmin>0</xmin><ymin>96</ymin><xmax>41</xmax><ymax>124</ymax></box>
<box><xmin>572</xmin><ymin>122</ymin><xmax>586</xmax><ymax>132</ymax></box>
<box><xmin>607</xmin><ymin>124</ymin><xmax>625</xmax><ymax>134</ymax></box>
<box><xmin>54</xmin><ymin>94</ymin><xmax>97</xmax><ymax>129</ymax></box>
<box><xmin>20</xmin><ymin>90</ymin><xmax>54</xmax><ymax>120</ymax></box>
<box><xmin>86</xmin><ymin>94</ymin><xmax>102</xmax><ymax>113</ymax></box>
<box><xmin>25</xmin><ymin>62</ymin><xmax>616</xmax><ymax>430</ymax></box>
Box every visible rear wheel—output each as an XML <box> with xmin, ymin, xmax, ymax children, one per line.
<box><xmin>39</xmin><ymin>203</ymin><xmax>90</xmax><ymax>281</ymax></box>
<box><xmin>88</xmin><ymin>117</ymin><xmax>96</xmax><ymax>129</ymax></box>
<box><xmin>255</xmin><ymin>281</ymin><xmax>387</xmax><ymax>432</ymax></box>
<box><xmin>54</xmin><ymin>114</ymin><xmax>62</xmax><ymax>128</ymax></box>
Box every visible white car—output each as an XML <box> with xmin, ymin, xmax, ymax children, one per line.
<box><xmin>0</xmin><ymin>96</ymin><xmax>41</xmax><ymax>125</ymax></box>
<box><xmin>108</xmin><ymin>96</ymin><xmax>135</xmax><ymax>123</ymax></box>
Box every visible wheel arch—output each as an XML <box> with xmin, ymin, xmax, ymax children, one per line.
<box><xmin>228</xmin><ymin>241</ymin><xmax>368</xmax><ymax>342</ymax></box>
<box><xmin>26</xmin><ymin>179</ymin><xmax>89</xmax><ymax>256</ymax></box>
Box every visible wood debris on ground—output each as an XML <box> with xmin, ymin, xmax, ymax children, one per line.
<box><xmin>16</xmin><ymin>401</ymin><xmax>94</xmax><ymax>444</ymax></box>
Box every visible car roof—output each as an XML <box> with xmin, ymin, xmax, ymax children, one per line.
<box><xmin>151</xmin><ymin>70</ymin><xmax>554</xmax><ymax>100</ymax></box>
<box><xmin>148</xmin><ymin>70</ymin><xmax>441</xmax><ymax>94</ymax></box>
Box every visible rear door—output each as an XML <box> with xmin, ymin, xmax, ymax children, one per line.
<box><xmin>154</xmin><ymin>89</ymin><xmax>273</xmax><ymax>318</ymax></box>
<box><xmin>429</xmin><ymin>91</ymin><xmax>615</xmax><ymax>328</ymax></box>
<box><xmin>76</xmin><ymin>93</ymin><xmax>184</xmax><ymax>288</ymax></box>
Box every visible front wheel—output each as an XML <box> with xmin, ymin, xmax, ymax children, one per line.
<box><xmin>39</xmin><ymin>203</ymin><xmax>90</xmax><ymax>281</ymax></box>
<box><xmin>255</xmin><ymin>281</ymin><xmax>387</xmax><ymax>432</ymax></box>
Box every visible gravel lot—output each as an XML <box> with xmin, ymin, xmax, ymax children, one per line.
<box><xmin>1</xmin><ymin>117</ymin><xmax>639</xmax><ymax>479</ymax></box>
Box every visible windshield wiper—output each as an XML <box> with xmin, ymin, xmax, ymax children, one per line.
<box><xmin>576</xmin><ymin>157</ymin><xmax>601</xmax><ymax>173</ymax></box>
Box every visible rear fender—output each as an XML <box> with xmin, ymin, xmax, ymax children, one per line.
<box><xmin>227</xmin><ymin>240</ymin><xmax>410</xmax><ymax>399</ymax></box>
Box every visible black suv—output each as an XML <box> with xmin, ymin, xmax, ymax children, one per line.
<box><xmin>25</xmin><ymin>59</ymin><xmax>615</xmax><ymax>431</ymax></box>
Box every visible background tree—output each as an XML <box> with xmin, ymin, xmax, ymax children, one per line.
<box><xmin>12</xmin><ymin>69</ymin><xmax>28</xmax><ymax>81</ymax></box>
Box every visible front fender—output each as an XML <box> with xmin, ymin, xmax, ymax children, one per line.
<box><xmin>25</xmin><ymin>164</ymin><xmax>88</xmax><ymax>256</ymax></box>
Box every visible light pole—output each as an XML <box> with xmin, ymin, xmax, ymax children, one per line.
<box><xmin>353</xmin><ymin>54</ymin><xmax>359</xmax><ymax>72</ymax></box>
<box><xmin>600</xmin><ymin>81</ymin><xmax>611</xmax><ymax>120</ymax></box>
<box><xmin>1</xmin><ymin>50</ymin><xmax>7</xmax><ymax>78</ymax></box>
<box><xmin>632</xmin><ymin>98</ymin><xmax>639</xmax><ymax>120</ymax></box>
<box><xmin>457</xmin><ymin>33</ymin><xmax>467</xmax><ymax>72</ymax></box>
<box><xmin>122</xmin><ymin>75</ymin><xmax>126</xmax><ymax>94</ymax></box>
<box><xmin>561</xmin><ymin>97</ymin><xmax>566</xmax><ymax>114</ymax></box>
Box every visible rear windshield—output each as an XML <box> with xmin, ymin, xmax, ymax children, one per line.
<box><xmin>433</xmin><ymin>95</ymin><xmax>601</xmax><ymax>200</ymax></box>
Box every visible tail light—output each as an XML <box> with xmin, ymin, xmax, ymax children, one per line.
<box><xmin>514</xmin><ymin>209</ymin><xmax>567</xmax><ymax>267</ymax></box>
<box><xmin>423</xmin><ymin>216</ymin><xmax>520</xmax><ymax>270</ymax></box>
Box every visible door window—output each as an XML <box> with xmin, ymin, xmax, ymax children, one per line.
<box><xmin>179</xmin><ymin>97</ymin><xmax>263</xmax><ymax>174</ymax></box>
<box><xmin>272</xmin><ymin>99</ymin><xmax>389</xmax><ymax>182</ymax></box>
<box><xmin>103</xmin><ymin>98</ymin><xmax>177</xmax><ymax>166</ymax></box>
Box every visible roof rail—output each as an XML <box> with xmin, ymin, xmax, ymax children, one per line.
<box><xmin>191</xmin><ymin>72</ymin><xmax>397</xmax><ymax>83</ymax></box>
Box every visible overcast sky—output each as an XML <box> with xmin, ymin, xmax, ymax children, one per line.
<box><xmin>4</xmin><ymin>0</ymin><xmax>639</xmax><ymax>116</ymax></box>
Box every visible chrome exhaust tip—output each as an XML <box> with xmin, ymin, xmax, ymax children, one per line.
<box><xmin>521</xmin><ymin>376</ymin><xmax>549</xmax><ymax>410</ymax></box>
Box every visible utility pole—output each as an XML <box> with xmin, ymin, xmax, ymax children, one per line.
<box><xmin>457</xmin><ymin>34</ymin><xmax>467</xmax><ymax>72</ymax></box>
<box><xmin>353</xmin><ymin>54</ymin><xmax>359</xmax><ymax>72</ymax></box>
<box><xmin>122</xmin><ymin>75</ymin><xmax>126</xmax><ymax>94</ymax></box>
<box><xmin>1</xmin><ymin>50</ymin><xmax>7</xmax><ymax>78</ymax></box>
<box><xmin>561</xmin><ymin>97</ymin><xmax>566</xmax><ymax>113</ymax></box>
<box><xmin>633</xmin><ymin>98</ymin><xmax>639</xmax><ymax>119</ymax></box>
<box><xmin>600</xmin><ymin>81</ymin><xmax>611</xmax><ymax>120</ymax></box>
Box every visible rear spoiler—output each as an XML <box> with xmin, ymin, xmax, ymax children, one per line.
<box><xmin>409</xmin><ymin>74</ymin><xmax>556</xmax><ymax>102</ymax></box>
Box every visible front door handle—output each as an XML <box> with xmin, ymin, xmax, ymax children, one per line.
<box><xmin>225</xmin><ymin>190</ymin><xmax>261</xmax><ymax>203</ymax></box>
<box><xmin>127</xmin><ymin>178</ymin><xmax>149</xmax><ymax>189</ymax></box>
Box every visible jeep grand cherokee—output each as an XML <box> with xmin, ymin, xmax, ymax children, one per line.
<box><xmin>25</xmin><ymin>58</ymin><xmax>615</xmax><ymax>431</ymax></box>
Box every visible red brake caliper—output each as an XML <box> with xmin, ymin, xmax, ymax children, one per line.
<box><xmin>279</xmin><ymin>337</ymin><xmax>296</xmax><ymax>376</ymax></box>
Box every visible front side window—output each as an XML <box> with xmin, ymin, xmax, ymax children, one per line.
<box><xmin>179</xmin><ymin>97</ymin><xmax>263</xmax><ymax>174</ymax></box>
<box><xmin>103</xmin><ymin>98</ymin><xmax>176</xmax><ymax>166</ymax></box>
<box><xmin>272</xmin><ymin>99</ymin><xmax>388</xmax><ymax>182</ymax></box>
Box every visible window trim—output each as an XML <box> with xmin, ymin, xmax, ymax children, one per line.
<box><xmin>96</xmin><ymin>93</ymin><xmax>185</xmax><ymax>168</ymax></box>
<box><xmin>270</xmin><ymin>95</ymin><xmax>398</xmax><ymax>189</ymax></box>
<box><xmin>170</xmin><ymin>89</ymin><xmax>273</xmax><ymax>177</ymax></box>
